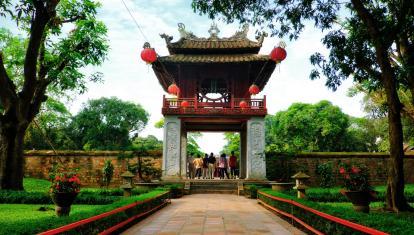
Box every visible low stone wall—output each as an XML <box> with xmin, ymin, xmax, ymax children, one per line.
<box><xmin>24</xmin><ymin>150</ymin><xmax>414</xmax><ymax>187</ymax></box>
<box><xmin>24</xmin><ymin>150</ymin><xmax>162</xmax><ymax>186</ymax></box>
<box><xmin>266</xmin><ymin>152</ymin><xmax>414</xmax><ymax>186</ymax></box>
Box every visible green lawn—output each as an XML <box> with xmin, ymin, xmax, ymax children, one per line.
<box><xmin>0</xmin><ymin>204</ymin><xmax>99</xmax><ymax>223</ymax></box>
<box><xmin>23</xmin><ymin>177</ymin><xmax>51</xmax><ymax>192</ymax></box>
<box><xmin>0</xmin><ymin>190</ymin><xmax>167</xmax><ymax>234</ymax></box>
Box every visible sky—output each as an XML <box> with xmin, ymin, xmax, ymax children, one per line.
<box><xmin>2</xmin><ymin>0</ymin><xmax>365</xmax><ymax>153</ymax></box>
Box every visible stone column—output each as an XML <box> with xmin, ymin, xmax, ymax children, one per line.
<box><xmin>246</xmin><ymin>117</ymin><xmax>266</xmax><ymax>180</ymax></box>
<box><xmin>180</xmin><ymin>129</ymin><xmax>187</xmax><ymax>178</ymax></box>
<box><xmin>240</xmin><ymin>130</ymin><xmax>247</xmax><ymax>179</ymax></box>
<box><xmin>162</xmin><ymin>116</ymin><xmax>182</xmax><ymax>180</ymax></box>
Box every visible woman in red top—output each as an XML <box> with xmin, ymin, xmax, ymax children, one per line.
<box><xmin>229</xmin><ymin>151</ymin><xmax>237</xmax><ymax>179</ymax></box>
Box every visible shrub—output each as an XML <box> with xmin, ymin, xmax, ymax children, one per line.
<box><xmin>102</xmin><ymin>160</ymin><xmax>114</xmax><ymax>187</ymax></box>
<box><xmin>258</xmin><ymin>189</ymin><xmax>414</xmax><ymax>234</ymax></box>
<box><xmin>315</xmin><ymin>161</ymin><xmax>335</xmax><ymax>188</ymax></box>
<box><xmin>338</xmin><ymin>162</ymin><xmax>371</xmax><ymax>191</ymax></box>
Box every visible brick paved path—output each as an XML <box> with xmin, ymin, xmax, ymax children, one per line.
<box><xmin>122</xmin><ymin>194</ymin><xmax>305</xmax><ymax>235</ymax></box>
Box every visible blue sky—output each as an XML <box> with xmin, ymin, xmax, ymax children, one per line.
<box><xmin>2</xmin><ymin>0</ymin><xmax>364</xmax><ymax>153</ymax></box>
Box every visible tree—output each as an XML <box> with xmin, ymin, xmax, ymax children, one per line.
<box><xmin>266</xmin><ymin>101</ymin><xmax>352</xmax><ymax>152</ymax></box>
<box><xmin>187</xmin><ymin>132</ymin><xmax>204</xmax><ymax>157</ymax></box>
<box><xmin>221</xmin><ymin>132</ymin><xmax>240</xmax><ymax>156</ymax></box>
<box><xmin>192</xmin><ymin>0</ymin><xmax>414</xmax><ymax>212</ymax></box>
<box><xmin>71</xmin><ymin>97</ymin><xmax>149</xmax><ymax>150</ymax></box>
<box><xmin>0</xmin><ymin>0</ymin><xmax>108</xmax><ymax>190</ymax></box>
<box><xmin>24</xmin><ymin>98</ymin><xmax>77</xmax><ymax>150</ymax></box>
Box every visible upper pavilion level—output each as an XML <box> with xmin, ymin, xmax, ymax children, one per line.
<box><xmin>151</xmin><ymin>23</ymin><xmax>277</xmax><ymax>117</ymax></box>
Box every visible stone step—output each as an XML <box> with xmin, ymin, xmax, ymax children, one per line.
<box><xmin>190</xmin><ymin>189</ymin><xmax>237</xmax><ymax>194</ymax></box>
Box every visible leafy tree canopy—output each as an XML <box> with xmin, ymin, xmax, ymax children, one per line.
<box><xmin>221</xmin><ymin>132</ymin><xmax>240</xmax><ymax>156</ymax></box>
<box><xmin>266</xmin><ymin>100</ymin><xmax>375</xmax><ymax>152</ymax></box>
<box><xmin>71</xmin><ymin>97</ymin><xmax>149</xmax><ymax>150</ymax></box>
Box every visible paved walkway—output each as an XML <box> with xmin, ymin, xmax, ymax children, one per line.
<box><xmin>122</xmin><ymin>194</ymin><xmax>305</xmax><ymax>235</ymax></box>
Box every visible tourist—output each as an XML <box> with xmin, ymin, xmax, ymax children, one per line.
<box><xmin>229</xmin><ymin>151</ymin><xmax>238</xmax><ymax>179</ymax></box>
<box><xmin>202</xmin><ymin>153</ymin><xmax>209</xmax><ymax>179</ymax></box>
<box><xmin>207</xmin><ymin>152</ymin><xmax>216</xmax><ymax>179</ymax></box>
<box><xmin>193</xmin><ymin>154</ymin><xmax>203</xmax><ymax>179</ymax></box>
<box><xmin>219</xmin><ymin>153</ymin><xmax>229</xmax><ymax>179</ymax></box>
<box><xmin>187</xmin><ymin>154</ymin><xmax>195</xmax><ymax>179</ymax></box>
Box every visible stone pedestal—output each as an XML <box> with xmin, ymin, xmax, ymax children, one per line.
<box><xmin>162</xmin><ymin>116</ymin><xmax>182</xmax><ymax>180</ymax></box>
<box><xmin>246</xmin><ymin>117</ymin><xmax>266</xmax><ymax>180</ymax></box>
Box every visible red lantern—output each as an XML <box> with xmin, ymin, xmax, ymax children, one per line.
<box><xmin>181</xmin><ymin>100</ymin><xmax>189</xmax><ymax>108</ymax></box>
<box><xmin>270</xmin><ymin>46</ymin><xmax>287</xmax><ymax>63</ymax></box>
<box><xmin>239</xmin><ymin>101</ymin><xmax>248</xmax><ymax>109</ymax></box>
<box><xmin>141</xmin><ymin>42</ymin><xmax>157</xmax><ymax>64</ymax></box>
<box><xmin>248</xmin><ymin>84</ymin><xmax>260</xmax><ymax>95</ymax></box>
<box><xmin>167</xmin><ymin>83</ymin><xmax>180</xmax><ymax>95</ymax></box>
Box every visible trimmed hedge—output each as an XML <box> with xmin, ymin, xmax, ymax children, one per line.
<box><xmin>0</xmin><ymin>187</ymin><xmax>150</xmax><ymax>204</ymax></box>
<box><xmin>0</xmin><ymin>190</ymin><xmax>168</xmax><ymax>235</ymax></box>
<box><xmin>259</xmin><ymin>189</ymin><xmax>414</xmax><ymax>235</ymax></box>
<box><xmin>289</xmin><ymin>185</ymin><xmax>414</xmax><ymax>202</ymax></box>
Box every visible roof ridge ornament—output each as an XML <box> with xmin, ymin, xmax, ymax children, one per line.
<box><xmin>255</xmin><ymin>32</ymin><xmax>268</xmax><ymax>44</ymax></box>
<box><xmin>178</xmin><ymin>23</ymin><xmax>196</xmax><ymax>39</ymax></box>
<box><xmin>229</xmin><ymin>24</ymin><xmax>249</xmax><ymax>40</ymax></box>
<box><xmin>208</xmin><ymin>22</ymin><xmax>220</xmax><ymax>39</ymax></box>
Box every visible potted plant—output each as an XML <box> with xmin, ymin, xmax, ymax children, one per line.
<box><xmin>49</xmin><ymin>172</ymin><xmax>81</xmax><ymax>216</ymax></box>
<box><xmin>338</xmin><ymin>162</ymin><xmax>376</xmax><ymax>213</ymax></box>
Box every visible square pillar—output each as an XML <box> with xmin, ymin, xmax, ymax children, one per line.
<box><xmin>180</xmin><ymin>129</ymin><xmax>187</xmax><ymax>178</ymax></box>
<box><xmin>240</xmin><ymin>130</ymin><xmax>247</xmax><ymax>179</ymax></box>
<box><xmin>162</xmin><ymin>116</ymin><xmax>182</xmax><ymax>180</ymax></box>
<box><xmin>246</xmin><ymin>117</ymin><xmax>266</xmax><ymax>180</ymax></box>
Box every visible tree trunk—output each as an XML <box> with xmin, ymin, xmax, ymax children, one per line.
<box><xmin>0</xmin><ymin>120</ymin><xmax>27</xmax><ymax>190</ymax></box>
<box><xmin>382</xmin><ymin>72</ymin><xmax>412</xmax><ymax>212</ymax></box>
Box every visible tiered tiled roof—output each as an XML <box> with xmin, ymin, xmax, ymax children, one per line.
<box><xmin>159</xmin><ymin>54</ymin><xmax>270</xmax><ymax>63</ymax></box>
<box><xmin>160</xmin><ymin>23</ymin><xmax>267</xmax><ymax>55</ymax></box>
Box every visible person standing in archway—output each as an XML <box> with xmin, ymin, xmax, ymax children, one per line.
<box><xmin>219</xmin><ymin>153</ymin><xmax>229</xmax><ymax>179</ymax></box>
<box><xmin>193</xmin><ymin>154</ymin><xmax>203</xmax><ymax>179</ymax></box>
<box><xmin>207</xmin><ymin>152</ymin><xmax>216</xmax><ymax>179</ymax></box>
<box><xmin>202</xmin><ymin>153</ymin><xmax>209</xmax><ymax>179</ymax></box>
<box><xmin>229</xmin><ymin>151</ymin><xmax>238</xmax><ymax>179</ymax></box>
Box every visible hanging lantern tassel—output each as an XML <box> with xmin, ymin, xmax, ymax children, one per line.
<box><xmin>270</xmin><ymin>41</ymin><xmax>287</xmax><ymax>63</ymax></box>
<box><xmin>248</xmin><ymin>84</ymin><xmax>260</xmax><ymax>95</ymax></box>
<box><xmin>168</xmin><ymin>83</ymin><xmax>180</xmax><ymax>96</ymax></box>
<box><xmin>181</xmin><ymin>100</ymin><xmax>189</xmax><ymax>108</ymax></box>
<box><xmin>239</xmin><ymin>100</ymin><xmax>248</xmax><ymax>109</ymax></box>
<box><xmin>141</xmin><ymin>42</ymin><xmax>157</xmax><ymax>64</ymax></box>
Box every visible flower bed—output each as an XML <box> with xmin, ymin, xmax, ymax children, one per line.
<box><xmin>258</xmin><ymin>189</ymin><xmax>414</xmax><ymax>234</ymax></box>
<box><xmin>0</xmin><ymin>190</ymin><xmax>169</xmax><ymax>234</ymax></box>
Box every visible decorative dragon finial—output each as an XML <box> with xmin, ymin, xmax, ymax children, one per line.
<box><xmin>177</xmin><ymin>23</ymin><xmax>196</xmax><ymax>39</ymax></box>
<box><xmin>255</xmin><ymin>32</ymin><xmax>268</xmax><ymax>44</ymax></box>
<box><xmin>208</xmin><ymin>22</ymin><xmax>220</xmax><ymax>39</ymax></box>
<box><xmin>230</xmin><ymin>23</ymin><xmax>249</xmax><ymax>39</ymax></box>
<box><xmin>160</xmin><ymin>33</ymin><xmax>173</xmax><ymax>45</ymax></box>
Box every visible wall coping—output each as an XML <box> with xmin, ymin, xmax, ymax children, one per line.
<box><xmin>271</xmin><ymin>152</ymin><xmax>414</xmax><ymax>159</ymax></box>
<box><xmin>24</xmin><ymin>150</ymin><xmax>162</xmax><ymax>158</ymax></box>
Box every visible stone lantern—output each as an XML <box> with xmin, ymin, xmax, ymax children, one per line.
<box><xmin>291</xmin><ymin>171</ymin><xmax>310</xmax><ymax>199</ymax></box>
<box><xmin>120</xmin><ymin>170</ymin><xmax>135</xmax><ymax>197</ymax></box>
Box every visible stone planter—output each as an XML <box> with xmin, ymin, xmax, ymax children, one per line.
<box><xmin>50</xmin><ymin>192</ymin><xmax>78</xmax><ymax>216</ymax></box>
<box><xmin>342</xmin><ymin>190</ymin><xmax>376</xmax><ymax>213</ymax></box>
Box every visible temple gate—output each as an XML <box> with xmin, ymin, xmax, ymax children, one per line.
<box><xmin>150</xmin><ymin>23</ymin><xmax>277</xmax><ymax>180</ymax></box>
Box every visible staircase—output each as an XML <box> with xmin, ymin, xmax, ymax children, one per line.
<box><xmin>189</xmin><ymin>180</ymin><xmax>239</xmax><ymax>194</ymax></box>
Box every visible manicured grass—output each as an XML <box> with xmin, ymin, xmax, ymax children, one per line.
<box><xmin>23</xmin><ymin>177</ymin><xmax>51</xmax><ymax>192</ymax></box>
<box><xmin>0</xmin><ymin>189</ymin><xmax>167</xmax><ymax>234</ymax></box>
<box><xmin>260</xmin><ymin>189</ymin><xmax>414</xmax><ymax>235</ymax></box>
<box><xmin>0</xmin><ymin>204</ymin><xmax>99</xmax><ymax>223</ymax></box>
